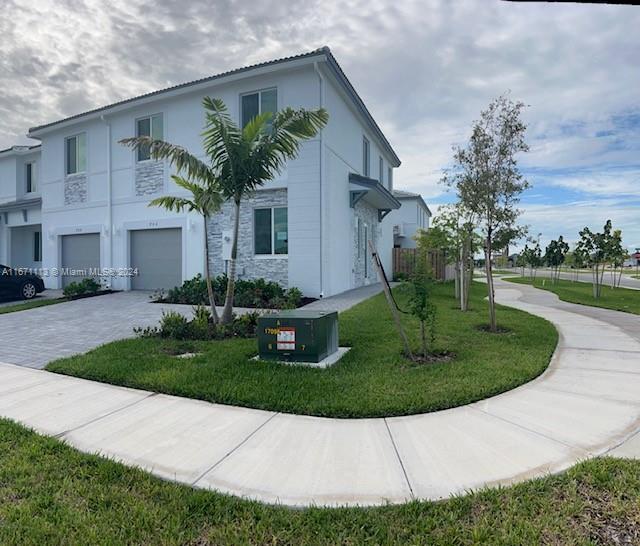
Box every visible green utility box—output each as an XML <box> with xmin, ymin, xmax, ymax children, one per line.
<box><xmin>257</xmin><ymin>310</ymin><xmax>339</xmax><ymax>363</ymax></box>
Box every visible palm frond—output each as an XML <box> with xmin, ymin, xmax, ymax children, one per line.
<box><xmin>148</xmin><ymin>195</ymin><xmax>196</xmax><ymax>213</ymax></box>
<box><xmin>120</xmin><ymin>137</ymin><xmax>215</xmax><ymax>185</ymax></box>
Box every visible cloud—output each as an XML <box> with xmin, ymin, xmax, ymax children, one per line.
<box><xmin>1</xmin><ymin>0</ymin><xmax>638</xmax><ymax>245</ymax></box>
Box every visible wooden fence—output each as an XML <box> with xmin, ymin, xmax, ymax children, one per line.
<box><xmin>392</xmin><ymin>248</ymin><xmax>446</xmax><ymax>280</ymax></box>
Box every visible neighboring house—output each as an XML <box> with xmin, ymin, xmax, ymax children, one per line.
<box><xmin>0</xmin><ymin>47</ymin><xmax>402</xmax><ymax>298</ymax></box>
<box><xmin>387</xmin><ymin>190</ymin><xmax>432</xmax><ymax>249</ymax></box>
<box><xmin>0</xmin><ymin>145</ymin><xmax>43</xmax><ymax>272</ymax></box>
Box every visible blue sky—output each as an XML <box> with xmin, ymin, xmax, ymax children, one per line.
<box><xmin>1</xmin><ymin>0</ymin><xmax>638</xmax><ymax>251</ymax></box>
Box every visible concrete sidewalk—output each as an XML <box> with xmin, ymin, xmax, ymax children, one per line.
<box><xmin>1</xmin><ymin>280</ymin><xmax>639</xmax><ymax>507</ymax></box>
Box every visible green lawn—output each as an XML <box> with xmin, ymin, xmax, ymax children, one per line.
<box><xmin>507</xmin><ymin>276</ymin><xmax>640</xmax><ymax>315</ymax></box>
<box><xmin>1</xmin><ymin>419</ymin><xmax>639</xmax><ymax>546</ymax></box>
<box><xmin>0</xmin><ymin>298</ymin><xmax>62</xmax><ymax>315</ymax></box>
<box><xmin>48</xmin><ymin>282</ymin><xmax>557</xmax><ymax>418</ymax></box>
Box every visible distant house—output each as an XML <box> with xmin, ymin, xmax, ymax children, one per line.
<box><xmin>387</xmin><ymin>190</ymin><xmax>432</xmax><ymax>249</ymax></box>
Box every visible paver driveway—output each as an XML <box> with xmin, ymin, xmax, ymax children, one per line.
<box><xmin>0</xmin><ymin>292</ymin><xmax>196</xmax><ymax>369</ymax></box>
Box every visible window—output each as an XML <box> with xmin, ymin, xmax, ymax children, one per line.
<box><xmin>254</xmin><ymin>207</ymin><xmax>288</xmax><ymax>255</ymax></box>
<box><xmin>33</xmin><ymin>231</ymin><xmax>42</xmax><ymax>262</ymax></box>
<box><xmin>25</xmin><ymin>162</ymin><xmax>36</xmax><ymax>193</ymax></box>
<box><xmin>387</xmin><ymin>166</ymin><xmax>393</xmax><ymax>190</ymax></box>
<box><xmin>136</xmin><ymin>114</ymin><xmax>163</xmax><ymax>161</ymax></box>
<box><xmin>241</xmin><ymin>88</ymin><xmax>277</xmax><ymax>129</ymax></box>
<box><xmin>379</xmin><ymin>156</ymin><xmax>384</xmax><ymax>184</ymax></box>
<box><xmin>65</xmin><ymin>134</ymin><xmax>87</xmax><ymax>175</ymax></box>
<box><xmin>362</xmin><ymin>137</ymin><xmax>370</xmax><ymax>176</ymax></box>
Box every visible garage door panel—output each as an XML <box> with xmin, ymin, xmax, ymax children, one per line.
<box><xmin>61</xmin><ymin>234</ymin><xmax>100</xmax><ymax>288</ymax></box>
<box><xmin>130</xmin><ymin>228</ymin><xmax>182</xmax><ymax>290</ymax></box>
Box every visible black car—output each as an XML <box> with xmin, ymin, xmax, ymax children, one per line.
<box><xmin>0</xmin><ymin>265</ymin><xmax>46</xmax><ymax>300</ymax></box>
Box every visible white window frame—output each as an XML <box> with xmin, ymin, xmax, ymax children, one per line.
<box><xmin>362</xmin><ymin>136</ymin><xmax>370</xmax><ymax>177</ymax></box>
<box><xmin>135</xmin><ymin>113</ymin><xmax>164</xmax><ymax>163</ymax></box>
<box><xmin>253</xmin><ymin>206</ymin><xmax>288</xmax><ymax>256</ymax></box>
<box><xmin>379</xmin><ymin>156</ymin><xmax>384</xmax><ymax>184</ymax></box>
<box><xmin>240</xmin><ymin>87</ymin><xmax>278</xmax><ymax>128</ymax></box>
<box><xmin>65</xmin><ymin>133</ymin><xmax>87</xmax><ymax>176</ymax></box>
<box><xmin>25</xmin><ymin>162</ymin><xmax>36</xmax><ymax>194</ymax></box>
<box><xmin>387</xmin><ymin>166</ymin><xmax>393</xmax><ymax>190</ymax></box>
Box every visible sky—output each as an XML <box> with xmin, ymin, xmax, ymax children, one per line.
<box><xmin>1</xmin><ymin>0</ymin><xmax>639</xmax><ymax>252</ymax></box>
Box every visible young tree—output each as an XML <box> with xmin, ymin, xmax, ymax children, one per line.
<box><xmin>576</xmin><ymin>220</ymin><xmax>613</xmax><ymax>298</ymax></box>
<box><xmin>407</xmin><ymin>255</ymin><xmax>437</xmax><ymax>359</ymax></box>
<box><xmin>123</xmin><ymin>97</ymin><xmax>328</xmax><ymax>324</ymax></box>
<box><xmin>448</xmin><ymin>95</ymin><xmax>529</xmax><ymax>331</ymax></box>
<box><xmin>608</xmin><ymin>229</ymin><xmax>626</xmax><ymax>288</ymax></box>
<box><xmin>544</xmin><ymin>236</ymin><xmax>569</xmax><ymax>283</ymax></box>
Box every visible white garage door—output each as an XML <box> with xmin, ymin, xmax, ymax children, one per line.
<box><xmin>130</xmin><ymin>228</ymin><xmax>182</xmax><ymax>290</ymax></box>
<box><xmin>61</xmin><ymin>233</ymin><xmax>101</xmax><ymax>288</ymax></box>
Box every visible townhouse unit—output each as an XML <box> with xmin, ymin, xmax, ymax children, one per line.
<box><xmin>0</xmin><ymin>47</ymin><xmax>408</xmax><ymax>298</ymax></box>
<box><xmin>387</xmin><ymin>190</ymin><xmax>432</xmax><ymax>248</ymax></box>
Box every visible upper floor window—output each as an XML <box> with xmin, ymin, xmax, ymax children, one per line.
<box><xmin>25</xmin><ymin>162</ymin><xmax>36</xmax><ymax>193</ymax></box>
<box><xmin>254</xmin><ymin>206</ymin><xmax>287</xmax><ymax>255</ymax></box>
<box><xmin>241</xmin><ymin>88</ymin><xmax>277</xmax><ymax>129</ymax></box>
<box><xmin>65</xmin><ymin>133</ymin><xmax>86</xmax><ymax>175</ymax></box>
<box><xmin>387</xmin><ymin>166</ymin><xmax>393</xmax><ymax>190</ymax></box>
<box><xmin>362</xmin><ymin>137</ymin><xmax>370</xmax><ymax>176</ymax></box>
<box><xmin>136</xmin><ymin>114</ymin><xmax>163</xmax><ymax>162</ymax></box>
<box><xmin>379</xmin><ymin>156</ymin><xmax>384</xmax><ymax>184</ymax></box>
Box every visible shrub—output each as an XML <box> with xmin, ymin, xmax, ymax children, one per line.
<box><xmin>63</xmin><ymin>278</ymin><xmax>102</xmax><ymax>298</ymax></box>
<box><xmin>158</xmin><ymin>311</ymin><xmax>192</xmax><ymax>340</ymax></box>
<box><xmin>134</xmin><ymin>308</ymin><xmax>260</xmax><ymax>341</ymax></box>
<box><xmin>160</xmin><ymin>274</ymin><xmax>303</xmax><ymax>309</ymax></box>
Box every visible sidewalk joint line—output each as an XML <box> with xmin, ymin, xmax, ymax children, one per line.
<box><xmin>534</xmin><ymin>385</ymin><xmax>639</xmax><ymax>407</ymax></box>
<box><xmin>191</xmin><ymin>412</ymin><xmax>280</xmax><ymax>486</ymax></box>
<box><xmin>569</xmin><ymin>366</ymin><xmax>640</xmax><ymax>376</ymax></box>
<box><xmin>470</xmin><ymin>405</ymin><xmax>586</xmax><ymax>453</ymax></box>
<box><xmin>562</xmin><ymin>347</ymin><xmax>640</xmax><ymax>354</ymax></box>
<box><xmin>383</xmin><ymin>418</ymin><xmax>414</xmax><ymax>498</ymax></box>
<box><xmin>55</xmin><ymin>392</ymin><xmax>158</xmax><ymax>439</ymax></box>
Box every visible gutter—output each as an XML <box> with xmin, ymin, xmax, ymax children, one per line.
<box><xmin>314</xmin><ymin>61</ymin><xmax>325</xmax><ymax>298</ymax></box>
<box><xmin>100</xmin><ymin>114</ymin><xmax>113</xmax><ymax>280</ymax></box>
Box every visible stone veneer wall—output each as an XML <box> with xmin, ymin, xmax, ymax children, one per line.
<box><xmin>64</xmin><ymin>174</ymin><xmax>87</xmax><ymax>205</ymax></box>
<box><xmin>135</xmin><ymin>161</ymin><xmax>164</xmax><ymax>196</ymax></box>
<box><xmin>352</xmin><ymin>201</ymin><xmax>380</xmax><ymax>287</ymax></box>
<box><xmin>207</xmin><ymin>188</ymin><xmax>288</xmax><ymax>287</ymax></box>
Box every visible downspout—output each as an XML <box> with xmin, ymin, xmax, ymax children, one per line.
<box><xmin>314</xmin><ymin>61</ymin><xmax>325</xmax><ymax>298</ymax></box>
<box><xmin>100</xmin><ymin>115</ymin><xmax>112</xmax><ymax>285</ymax></box>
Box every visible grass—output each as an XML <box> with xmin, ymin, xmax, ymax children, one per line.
<box><xmin>48</xmin><ymin>282</ymin><xmax>557</xmax><ymax>418</ymax></box>
<box><xmin>1</xmin><ymin>418</ymin><xmax>640</xmax><ymax>545</ymax></box>
<box><xmin>0</xmin><ymin>297</ymin><xmax>62</xmax><ymax>315</ymax></box>
<box><xmin>507</xmin><ymin>276</ymin><xmax>640</xmax><ymax>315</ymax></box>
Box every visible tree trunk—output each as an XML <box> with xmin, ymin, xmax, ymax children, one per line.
<box><xmin>484</xmin><ymin>241</ymin><xmax>497</xmax><ymax>332</ymax></box>
<box><xmin>461</xmin><ymin>237</ymin><xmax>471</xmax><ymax>311</ymax></box>
<box><xmin>420</xmin><ymin>321</ymin><xmax>427</xmax><ymax>359</ymax></box>
<box><xmin>454</xmin><ymin>261</ymin><xmax>460</xmax><ymax>300</ymax></box>
<box><xmin>221</xmin><ymin>199</ymin><xmax>241</xmax><ymax>324</ymax></box>
<box><xmin>203</xmin><ymin>214</ymin><xmax>219</xmax><ymax>324</ymax></box>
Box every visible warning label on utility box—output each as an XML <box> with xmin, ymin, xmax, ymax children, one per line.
<box><xmin>277</xmin><ymin>327</ymin><xmax>296</xmax><ymax>351</ymax></box>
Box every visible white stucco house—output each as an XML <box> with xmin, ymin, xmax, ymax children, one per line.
<box><xmin>387</xmin><ymin>190</ymin><xmax>432</xmax><ymax>249</ymax></box>
<box><xmin>0</xmin><ymin>47</ymin><xmax>407</xmax><ymax>298</ymax></box>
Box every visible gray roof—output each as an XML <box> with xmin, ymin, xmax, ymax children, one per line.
<box><xmin>27</xmin><ymin>47</ymin><xmax>400</xmax><ymax>166</ymax></box>
<box><xmin>0</xmin><ymin>197</ymin><xmax>42</xmax><ymax>212</ymax></box>
<box><xmin>392</xmin><ymin>189</ymin><xmax>432</xmax><ymax>215</ymax></box>
<box><xmin>0</xmin><ymin>144</ymin><xmax>41</xmax><ymax>157</ymax></box>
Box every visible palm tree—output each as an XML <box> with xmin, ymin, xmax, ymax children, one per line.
<box><xmin>201</xmin><ymin>97</ymin><xmax>328</xmax><ymax>323</ymax></box>
<box><xmin>119</xmin><ymin>139</ymin><xmax>223</xmax><ymax>323</ymax></box>
<box><xmin>121</xmin><ymin>97</ymin><xmax>328</xmax><ymax>324</ymax></box>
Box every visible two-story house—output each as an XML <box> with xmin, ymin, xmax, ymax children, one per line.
<box><xmin>387</xmin><ymin>190</ymin><xmax>432</xmax><ymax>248</ymax></box>
<box><xmin>0</xmin><ymin>47</ymin><xmax>403</xmax><ymax>298</ymax></box>
<box><xmin>0</xmin><ymin>145</ymin><xmax>43</xmax><ymax>271</ymax></box>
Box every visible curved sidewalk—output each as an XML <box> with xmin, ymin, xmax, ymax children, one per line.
<box><xmin>0</xmin><ymin>280</ymin><xmax>639</xmax><ymax>507</ymax></box>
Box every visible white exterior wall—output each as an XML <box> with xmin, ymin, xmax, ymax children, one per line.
<box><xmin>321</xmin><ymin>69</ymin><xmax>397</xmax><ymax>294</ymax></box>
